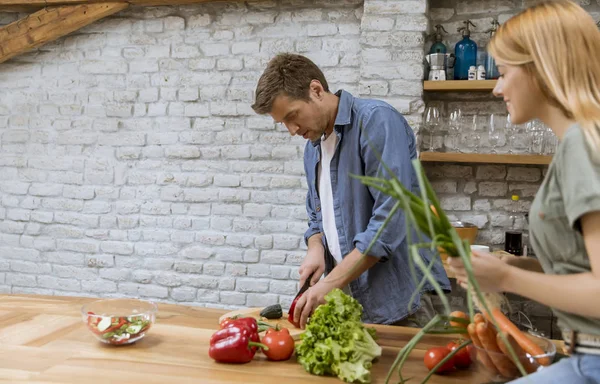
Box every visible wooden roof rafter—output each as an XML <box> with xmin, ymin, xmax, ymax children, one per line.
<box><xmin>0</xmin><ymin>0</ymin><xmax>234</xmax><ymax>64</ymax></box>
<box><xmin>0</xmin><ymin>2</ymin><xmax>128</xmax><ymax>64</ymax></box>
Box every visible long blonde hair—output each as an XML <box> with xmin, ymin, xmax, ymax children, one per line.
<box><xmin>488</xmin><ymin>0</ymin><xmax>600</xmax><ymax>156</ymax></box>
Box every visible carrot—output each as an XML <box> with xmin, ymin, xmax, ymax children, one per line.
<box><xmin>474</xmin><ymin>313</ymin><xmax>485</xmax><ymax>324</ymax></box>
<box><xmin>485</xmin><ymin>308</ymin><xmax>549</xmax><ymax>366</ymax></box>
<box><xmin>476</xmin><ymin>322</ymin><xmax>519</xmax><ymax>379</ymax></box>
<box><xmin>468</xmin><ymin>323</ymin><xmax>498</xmax><ymax>375</ymax></box>
<box><xmin>450</xmin><ymin>310</ymin><xmax>469</xmax><ymax>328</ymax></box>
<box><xmin>496</xmin><ymin>332</ymin><xmax>537</xmax><ymax>374</ymax></box>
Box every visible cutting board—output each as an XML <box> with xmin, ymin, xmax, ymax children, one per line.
<box><xmin>218</xmin><ymin>307</ymin><xmax>305</xmax><ymax>341</ymax></box>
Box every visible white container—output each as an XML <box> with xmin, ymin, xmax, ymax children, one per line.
<box><xmin>470</xmin><ymin>244</ymin><xmax>491</xmax><ymax>253</ymax></box>
<box><xmin>477</xmin><ymin>65</ymin><xmax>486</xmax><ymax>80</ymax></box>
<box><xmin>468</xmin><ymin>66</ymin><xmax>477</xmax><ymax>80</ymax></box>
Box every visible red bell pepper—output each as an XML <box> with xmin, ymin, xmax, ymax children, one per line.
<box><xmin>209</xmin><ymin>325</ymin><xmax>268</xmax><ymax>364</ymax></box>
<box><xmin>220</xmin><ymin>317</ymin><xmax>261</xmax><ymax>351</ymax></box>
<box><xmin>287</xmin><ymin>293</ymin><xmax>303</xmax><ymax>328</ymax></box>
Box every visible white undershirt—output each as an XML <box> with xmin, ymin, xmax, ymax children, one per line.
<box><xmin>318</xmin><ymin>132</ymin><xmax>343</xmax><ymax>264</ymax></box>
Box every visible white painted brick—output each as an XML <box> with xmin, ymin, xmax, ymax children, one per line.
<box><xmin>237</xmin><ymin>278</ymin><xmax>269</xmax><ymax>293</ymax></box>
<box><xmin>479</xmin><ymin>182</ymin><xmax>509</xmax><ymax>197</ymax></box>
<box><xmin>507</xmin><ymin>167</ymin><xmax>541</xmax><ymax>182</ymax></box>
<box><xmin>99</xmin><ymin>268</ymin><xmax>130</xmax><ymax>281</ymax></box>
<box><xmin>54</xmin><ymin>212</ymin><xmax>98</xmax><ymax>228</ymax></box>
<box><xmin>365</xmin><ymin>0</ymin><xmax>427</xmax><ymax>14</ymax></box>
<box><xmin>0</xmin><ymin>221</ymin><xmax>25</xmax><ymax>234</ymax></box>
<box><xmin>33</xmin><ymin>237</ymin><xmax>56</xmax><ymax>251</ymax></box>
<box><xmin>271</xmin><ymin>265</ymin><xmax>291</xmax><ymax>279</ymax></box>
<box><xmin>10</xmin><ymin>260</ymin><xmax>51</xmax><ymax>274</ymax></box>
<box><xmin>6</xmin><ymin>273</ymin><xmax>37</xmax><ymax>287</ymax></box>
<box><xmin>82</xmin><ymin>279</ymin><xmax>117</xmax><ymax>293</ymax></box>
<box><xmin>38</xmin><ymin>276</ymin><xmax>80</xmax><ymax>291</ymax></box>
<box><xmin>200</xmin><ymin>43</ymin><xmax>229</xmax><ymax>56</ymax></box>
<box><xmin>165</xmin><ymin>16</ymin><xmax>185</xmax><ymax>30</ymax></box>
<box><xmin>178</xmin><ymin>88</ymin><xmax>199</xmax><ymax>101</ymax></box>
<box><xmin>172</xmin><ymin>45</ymin><xmax>200</xmax><ymax>58</ymax></box>
<box><xmin>63</xmin><ymin>186</ymin><xmax>95</xmax><ymax>200</ymax></box>
<box><xmin>476</xmin><ymin>165</ymin><xmax>507</xmax><ymax>180</ymax></box>
<box><xmin>101</xmin><ymin>241</ymin><xmax>134</xmax><ymax>255</ymax></box>
<box><xmin>220</xmin><ymin>291</ymin><xmax>246</xmax><ymax>305</ymax></box>
<box><xmin>189</xmin><ymin>14</ymin><xmax>211</xmax><ymax>28</ymax></box>
<box><xmin>80</xmin><ymin>60</ymin><xmax>127</xmax><ymax>74</ymax></box>
<box><xmin>180</xmin><ymin>245</ymin><xmax>213</xmax><ymax>259</ymax></box>
<box><xmin>440</xmin><ymin>196</ymin><xmax>471</xmax><ymax>211</ymax></box>
<box><xmin>362</xmin><ymin>15</ymin><xmax>395</xmax><ymax>31</ymax></box>
<box><xmin>269</xmin><ymin>280</ymin><xmax>297</xmax><ymax>295</ymax></box>
<box><xmin>6</xmin><ymin>209</ymin><xmax>31</xmax><ymax>222</ymax></box>
<box><xmin>29</xmin><ymin>183</ymin><xmax>63</xmax><ymax>197</ymax></box>
<box><xmin>464</xmin><ymin>181</ymin><xmax>478</xmax><ymax>195</ymax></box>
<box><xmin>184</xmin><ymin>103</ymin><xmax>209</xmax><ymax>117</ymax></box>
<box><xmin>197</xmin><ymin>288</ymin><xmax>221</xmax><ymax>302</ymax></box>
<box><xmin>171</xmin><ymin>287</ymin><xmax>197</xmax><ymax>302</ymax></box>
<box><xmin>246</xmin><ymin>293</ymin><xmax>278</xmax><ymax>307</ymax></box>
<box><xmin>57</xmin><ymin>239</ymin><xmax>99</xmax><ymax>253</ymax></box>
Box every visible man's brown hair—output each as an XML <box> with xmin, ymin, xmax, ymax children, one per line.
<box><xmin>251</xmin><ymin>53</ymin><xmax>330</xmax><ymax>115</ymax></box>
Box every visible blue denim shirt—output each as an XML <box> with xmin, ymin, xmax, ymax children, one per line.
<box><xmin>303</xmin><ymin>90</ymin><xmax>451</xmax><ymax>325</ymax></box>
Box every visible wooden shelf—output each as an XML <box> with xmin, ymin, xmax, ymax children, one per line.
<box><xmin>419</xmin><ymin>152</ymin><xmax>552</xmax><ymax>165</ymax></box>
<box><xmin>423</xmin><ymin>80</ymin><xmax>497</xmax><ymax>92</ymax></box>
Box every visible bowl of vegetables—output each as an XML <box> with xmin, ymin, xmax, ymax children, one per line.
<box><xmin>469</xmin><ymin>321</ymin><xmax>556</xmax><ymax>382</ymax></box>
<box><xmin>82</xmin><ymin>298</ymin><xmax>157</xmax><ymax>346</ymax></box>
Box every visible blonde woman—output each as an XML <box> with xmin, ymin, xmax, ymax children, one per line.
<box><xmin>448</xmin><ymin>1</ymin><xmax>600</xmax><ymax>382</ymax></box>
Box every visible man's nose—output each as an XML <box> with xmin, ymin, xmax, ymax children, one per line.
<box><xmin>286</xmin><ymin>123</ymin><xmax>299</xmax><ymax>135</ymax></box>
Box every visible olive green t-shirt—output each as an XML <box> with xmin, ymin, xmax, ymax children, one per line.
<box><xmin>529</xmin><ymin>123</ymin><xmax>600</xmax><ymax>335</ymax></box>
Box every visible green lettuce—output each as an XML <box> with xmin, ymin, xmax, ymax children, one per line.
<box><xmin>295</xmin><ymin>289</ymin><xmax>382</xmax><ymax>383</ymax></box>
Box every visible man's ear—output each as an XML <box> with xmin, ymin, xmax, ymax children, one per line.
<box><xmin>309</xmin><ymin>80</ymin><xmax>325</xmax><ymax>100</ymax></box>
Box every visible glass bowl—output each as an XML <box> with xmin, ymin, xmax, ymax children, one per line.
<box><xmin>81</xmin><ymin>298</ymin><xmax>157</xmax><ymax>346</ymax></box>
<box><xmin>470</xmin><ymin>331</ymin><xmax>556</xmax><ymax>382</ymax></box>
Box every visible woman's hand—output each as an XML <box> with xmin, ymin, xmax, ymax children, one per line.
<box><xmin>447</xmin><ymin>250</ymin><xmax>512</xmax><ymax>293</ymax></box>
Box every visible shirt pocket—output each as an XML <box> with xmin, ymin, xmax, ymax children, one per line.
<box><xmin>537</xmin><ymin>201</ymin><xmax>577</xmax><ymax>262</ymax></box>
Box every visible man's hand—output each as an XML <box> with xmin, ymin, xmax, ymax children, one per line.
<box><xmin>292</xmin><ymin>279</ymin><xmax>335</xmax><ymax>329</ymax></box>
<box><xmin>298</xmin><ymin>235</ymin><xmax>325</xmax><ymax>288</ymax></box>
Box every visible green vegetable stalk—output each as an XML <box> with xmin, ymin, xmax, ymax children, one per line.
<box><xmin>343</xmin><ymin>122</ymin><xmax>528</xmax><ymax>383</ymax></box>
<box><xmin>295</xmin><ymin>289</ymin><xmax>382</xmax><ymax>383</ymax></box>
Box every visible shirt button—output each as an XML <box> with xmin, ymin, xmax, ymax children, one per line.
<box><xmin>316</xmin><ymin>206</ymin><xmax>321</xmax><ymax>212</ymax></box>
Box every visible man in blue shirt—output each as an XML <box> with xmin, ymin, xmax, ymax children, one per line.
<box><xmin>251</xmin><ymin>53</ymin><xmax>450</xmax><ymax>329</ymax></box>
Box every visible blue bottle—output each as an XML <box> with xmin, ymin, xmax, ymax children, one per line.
<box><xmin>429</xmin><ymin>24</ymin><xmax>448</xmax><ymax>54</ymax></box>
<box><xmin>454</xmin><ymin>20</ymin><xmax>478</xmax><ymax>80</ymax></box>
<box><xmin>485</xmin><ymin>20</ymin><xmax>501</xmax><ymax>79</ymax></box>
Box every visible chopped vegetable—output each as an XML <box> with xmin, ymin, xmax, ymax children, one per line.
<box><xmin>85</xmin><ymin>312</ymin><xmax>152</xmax><ymax>346</ymax></box>
<box><xmin>287</xmin><ymin>293</ymin><xmax>303</xmax><ymax>328</ymax></box>
<box><xmin>295</xmin><ymin>289</ymin><xmax>382</xmax><ymax>384</ymax></box>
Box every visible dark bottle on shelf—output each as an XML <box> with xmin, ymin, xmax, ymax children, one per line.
<box><xmin>504</xmin><ymin>195</ymin><xmax>523</xmax><ymax>256</ymax></box>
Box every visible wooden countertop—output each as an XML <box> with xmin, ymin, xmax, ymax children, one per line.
<box><xmin>0</xmin><ymin>294</ymin><xmax>546</xmax><ymax>383</ymax></box>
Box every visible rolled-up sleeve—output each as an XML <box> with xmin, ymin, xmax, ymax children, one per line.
<box><xmin>353</xmin><ymin>106</ymin><xmax>415</xmax><ymax>260</ymax></box>
<box><xmin>303</xmin><ymin>150</ymin><xmax>321</xmax><ymax>245</ymax></box>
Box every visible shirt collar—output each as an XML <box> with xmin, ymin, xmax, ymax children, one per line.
<box><xmin>309</xmin><ymin>89</ymin><xmax>353</xmax><ymax>147</ymax></box>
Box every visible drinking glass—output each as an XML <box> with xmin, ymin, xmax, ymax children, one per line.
<box><xmin>488</xmin><ymin>113</ymin><xmax>503</xmax><ymax>154</ymax></box>
<box><xmin>423</xmin><ymin>105</ymin><xmax>441</xmax><ymax>152</ymax></box>
<box><xmin>446</xmin><ymin>107</ymin><xmax>462</xmax><ymax>152</ymax></box>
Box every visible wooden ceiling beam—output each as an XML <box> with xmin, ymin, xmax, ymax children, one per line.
<box><xmin>0</xmin><ymin>0</ymin><xmax>230</xmax><ymax>8</ymax></box>
<box><xmin>0</xmin><ymin>2</ymin><xmax>128</xmax><ymax>64</ymax></box>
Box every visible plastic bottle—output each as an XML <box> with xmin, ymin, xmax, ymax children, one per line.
<box><xmin>485</xmin><ymin>20</ymin><xmax>501</xmax><ymax>79</ymax></box>
<box><xmin>504</xmin><ymin>195</ymin><xmax>523</xmax><ymax>256</ymax></box>
<box><xmin>429</xmin><ymin>24</ymin><xmax>449</xmax><ymax>54</ymax></box>
<box><xmin>454</xmin><ymin>20</ymin><xmax>478</xmax><ymax>80</ymax></box>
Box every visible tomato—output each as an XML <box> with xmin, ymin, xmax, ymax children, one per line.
<box><xmin>449</xmin><ymin>311</ymin><xmax>469</xmax><ymax>329</ymax></box>
<box><xmin>446</xmin><ymin>341</ymin><xmax>473</xmax><ymax>369</ymax></box>
<box><xmin>423</xmin><ymin>346</ymin><xmax>454</xmax><ymax>374</ymax></box>
<box><xmin>261</xmin><ymin>327</ymin><xmax>295</xmax><ymax>361</ymax></box>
